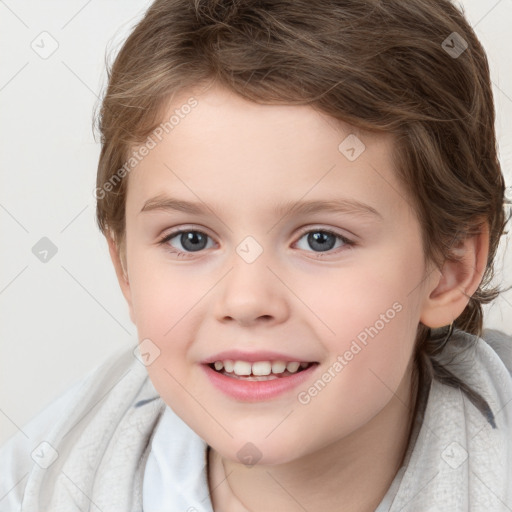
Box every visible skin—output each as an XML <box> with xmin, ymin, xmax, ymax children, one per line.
<box><xmin>107</xmin><ymin>82</ymin><xmax>489</xmax><ymax>512</ymax></box>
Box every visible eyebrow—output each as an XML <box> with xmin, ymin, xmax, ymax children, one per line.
<box><xmin>139</xmin><ymin>195</ymin><xmax>383</xmax><ymax>221</ymax></box>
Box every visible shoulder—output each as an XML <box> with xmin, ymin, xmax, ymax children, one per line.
<box><xmin>481</xmin><ymin>327</ymin><xmax>512</xmax><ymax>374</ymax></box>
<box><xmin>432</xmin><ymin>327</ymin><xmax>512</xmax><ymax>430</ymax></box>
<box><xmin>445</xmin><ymin>327</ymin><xmax>512</xmax><ymax>377</ymax></box>
<box><xmin>0</xmin><ymin>345</ymin><xmax>144</xmax><ymax>511</ymax></box>
<box><xmin>0</xmin><ymin>378</ymin><xmax>79</xmax><ymax>511</ymax></box>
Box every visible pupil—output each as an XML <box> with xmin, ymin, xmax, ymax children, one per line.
<box><xmin>309</xmin><ymin>231</ymin><xmax>335</xmax><ymax>251</ymax></box>
<box><xmin>182</xmin><ymin>231</ymin><xmax>207</xmax><ymax>252</ymax></box>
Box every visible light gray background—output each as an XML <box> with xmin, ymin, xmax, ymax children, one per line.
<box><xmin>0</xmin><ymin>0</ymin><xmax>511</xmax><ymax>446</ymax></box>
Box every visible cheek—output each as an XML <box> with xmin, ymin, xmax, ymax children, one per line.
<box><xmin>299</xmin><ymin>247</ymin><xmax>423</xmax><ymax>343</ymax></box>
<box><xmin>127</xmin><ymin>252</ymin><xmax>210</xmax><ymax>391</ymax></box>
<box><xmin>128</xmin><ymin>252</ymin><xmax>198</xmax><ymax>337</ymax></box>
<box><xmin>297</xmin><ymin>246</ymin><xmax>424</xmax><ymax>396</ymax></box>
<box><xmin>128</xmin><ymin>258</ymin><xmax>199</xmax><ymax>411</ymax></box>
<box><xmin>292</xmin><ymin>273</ymin><xmax>421</xmax><ymax>444</ymax></box>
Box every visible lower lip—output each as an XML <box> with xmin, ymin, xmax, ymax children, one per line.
<box><xmin>201</xmin><ymin>363</ymin><xmax>319</xmax><ymax>402</ymax></box>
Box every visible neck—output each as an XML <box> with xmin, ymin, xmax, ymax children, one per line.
<box><xmin>208</xmin><ymin>359</ymin><xmax>420</xmax><ymax>512</ymax></box>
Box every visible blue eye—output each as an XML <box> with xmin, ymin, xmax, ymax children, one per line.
<box><xmin>294</xmin><ymin>229</ymin><xmax>352</xmax><ymax>253</ymax></box>
<box><xmin>159</xmin><ymin>230</ymin><xmax>214</xmax><ymax>255</ymax></box>
<box><xmin>158</xmin><ymin>228</ymin><xmax>355</xmax><ymax>258</ymax></box>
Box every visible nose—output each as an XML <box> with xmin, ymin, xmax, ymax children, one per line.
<box><xmin>214</xmin><ymin>247</ymin><xmax>289</xmax><ymax>327</ymax></box>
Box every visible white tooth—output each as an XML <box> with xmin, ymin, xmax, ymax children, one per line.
<box><xmin>233</xmin><ymin>360</ymin><xmax>252</xmax><ymax>376</ymax></box>
<box><xmin>224</xmin><ymin>360</ymin><xmax>234</xmax><ymax>372</ymax></box>
<box><xmin>214</xmin><ymin>361</ymin><xmax>224</xmax><ymax>371</ymax></box>
<box><xmin>286</xmin><ymin>362</ymin><xmax>300</xmax><ymax>373</ymax></box>
<box><xmin>299</xmin><ymin>362</ymin><xmax>309</xmax><ymax>369</ymax></box>
<box><xmin>252</xmin><ymin>361</ymin><xmax>272</xmax><ymax>376</ymax></box>
<box><xmin>271</xmin><ymin>361</ymin><xmax>286</xmax><ymax>374</ymax></box>
<box><xmin>228</xmin><ymin>374</ymin><xmax>279</xmax><ymax>381</ymax></box>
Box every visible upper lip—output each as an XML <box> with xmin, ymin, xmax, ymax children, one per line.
<box><xmin>201</xmin><ymin>350</ymin><xmax>318</xmax><ymax>365</ymax></box>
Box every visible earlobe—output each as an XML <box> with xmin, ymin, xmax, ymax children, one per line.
<box><xmin>420</xmin><ymin>222</ymin><xmax>489</xmax><ymax>329</ymax></box>
<box><xmin>106</xmin><ymin>233</ymin><xmax>136</xmax><ymax>324</ymax></box>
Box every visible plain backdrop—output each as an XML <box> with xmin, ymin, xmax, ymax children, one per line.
<box><xmin>0</xmin><ymin>0</ymin><xmax>511</xmax><ymax>446</ymax></box>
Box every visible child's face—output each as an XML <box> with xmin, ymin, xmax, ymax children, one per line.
<box><xmin>116</xmin><ymin>83</ymin><xmax>438</xmax><ymax>464</ymax></box>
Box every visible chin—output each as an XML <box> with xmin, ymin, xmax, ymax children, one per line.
<box><xmin>213</xmin><ymin>439</ymin><xmax>304</xmax><ymax>468</ymax></box>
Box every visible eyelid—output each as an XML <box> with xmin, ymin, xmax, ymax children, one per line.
<box><xmin>157</xmin><ymin>225</ymin><xmax>217</xmax><ymax>247</ymax></box>
<box><xmin>294</xmin><ymin>225</ymin><xmax>354</xmax><ymax>243</ymax></box>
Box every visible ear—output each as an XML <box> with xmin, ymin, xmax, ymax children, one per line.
<box><xmin>420</xmin><ymin>221</ymin><xmax>490</xmax><ymax>329</ymax></box>
<box><xmin>106</xmin><ymin>233</ymin><xmax>136</xmax><ymax>325</ymax></box>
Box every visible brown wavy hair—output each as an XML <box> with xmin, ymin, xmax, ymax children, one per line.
<box><xmin>95</xmin><ymin>0</ymin><xmax>510</xmax><ymax>427</ymax></box>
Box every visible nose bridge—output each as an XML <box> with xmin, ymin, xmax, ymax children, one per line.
<box><xmin>235</xmin><ymin>234</ymin><xmax>266</xmax><ymax>266</ymax></box>
<box><xmin>227</xmin><ymin>233</ymin><xmax>273</xmax><ymax>296</ymax></box>
<box><xmin>214</xmin><ymin>233</ymin><xmax>288</xmax><ymax>324</ymax></box>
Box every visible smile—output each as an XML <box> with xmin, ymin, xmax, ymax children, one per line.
<box><xmin>202</xmin><ymin>361</ymin><xmax>320</xmax><ymax>401</ymax></box>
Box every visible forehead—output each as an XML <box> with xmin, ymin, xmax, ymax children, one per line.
<box><xmin>156</xmin><ymin>82</ymin><xmax>376</xmax><ymax>150</ymax></box>
<box><xmin>125</xmin><ymin>83</ymin><xmax>413</xmax><ymax>223</ymax></box>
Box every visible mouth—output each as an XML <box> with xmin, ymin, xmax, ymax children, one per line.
<box><xmin>201</xmin><ymin>360</ymin><xmax>320</xmax><ymax>401</ymax></box>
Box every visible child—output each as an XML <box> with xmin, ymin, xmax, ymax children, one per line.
<box><xmin>2</xmin><ymin>0</ymin><xmax>512</xmax><ymax>510</ymax></box>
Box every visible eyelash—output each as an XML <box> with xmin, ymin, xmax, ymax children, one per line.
<box><xmin>157</xmin><ymin>226</ymin><xmax>356</xmax><ymax>259</ymax></box>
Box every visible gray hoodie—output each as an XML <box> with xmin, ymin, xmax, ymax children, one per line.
<box><xmin>1</xmin><ymin>327</ymin><xmax>511</xmax><ymax>511</ymax></box>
